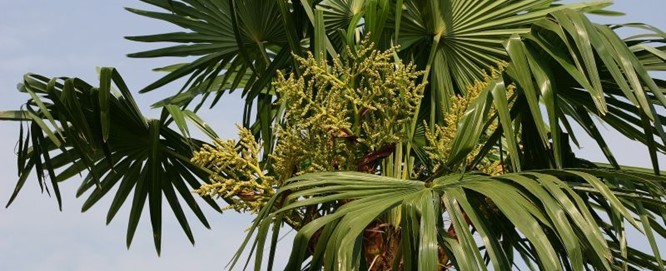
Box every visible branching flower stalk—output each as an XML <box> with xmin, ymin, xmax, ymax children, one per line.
<box><xmin>272</xmin><ymin>39</ymin><xmax>426</xmax><ymax>177</ymax></box>
<box><xmin>424</xmin><ymin>66</ymin><xmax>515</xmax><ymax>176</ymax></box>
<box><xmin>191</xmin><ymin>125</ymin><xmax>276</xmax><ymax>213</ymax></box>
<box><xmin>192</xmin><ymin>40</ymin><xmax>427</xmax><ymax>214</ymax></box>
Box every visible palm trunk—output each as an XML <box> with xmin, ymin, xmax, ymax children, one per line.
<box><xmin>362</xmin><ymin>222</ymin><xmax>451</xmax><ymax>271</ymax></box>
<box><xmin>363</xmin><ymin>222</ymin><xmax>401</xmax><ymax>270</ymax></box>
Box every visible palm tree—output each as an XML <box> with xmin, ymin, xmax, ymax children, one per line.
<box><xmin>2</xmin><ymin>0</ymin><xmax>666</xmax><ymax>270</ymax></box>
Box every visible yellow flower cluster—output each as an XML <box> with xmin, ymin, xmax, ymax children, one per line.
<box><xmin>190</xmin><ymin>40</ymin><xmax>426</xmax><ymax>212</ymax></box>
<box><xmin>271</xmin><ymin>39</ymin><xmax>426</xmax><ymax>178</ymax></box>
<box><xmin>424</xmin><ymin>66</ymin><xmax>514</xmax><ymax>176</ymax></box>
<box><xmin>191</xmin><ymin>126</ymin><xmax>275</xmax><ymax>213</ymax></box>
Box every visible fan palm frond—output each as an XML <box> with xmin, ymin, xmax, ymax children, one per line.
<box><xmin>236</xmin><ymin>169</ymin><xmax>666</xmax><ymax>271</ymax></box>
<box><xmin>0</xmin><ymin>68</ymin><xmax>222</xmax><ymax>255</ymax></box>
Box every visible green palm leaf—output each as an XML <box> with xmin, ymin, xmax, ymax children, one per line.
<box><xmin>0</xmin><ymin>68</ymin><xmax>222</xmax><ymax>255</ymax></box>
<box><xmin>235</xmin><ymin>169</ymin><xmax>666</xmax><ymax>270</ymax></box>
<box><xmin>504</xmin><ymin>11</ymin><xmax>666</xmax><ymax>171</ymax></box>
<box><xmin>127</xmin><ymin>0</ymin><xmax>289</xmax><ymax>112</ymax></box>
<box><xmin>397</xmin><ymin>0</ymin><xmax>611</xmax><ymax>114</ymax></box>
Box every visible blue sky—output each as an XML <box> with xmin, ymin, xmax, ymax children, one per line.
<box><xmin>0</xmin><ymin>1</ymin><xmax>664</xmax><ymax>270</ymax></box>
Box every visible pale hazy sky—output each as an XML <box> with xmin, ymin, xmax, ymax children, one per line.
<box><xmin>0</xmin><ymin>1</ymin><xmax>664</xmax><ymax>270</ymax></box>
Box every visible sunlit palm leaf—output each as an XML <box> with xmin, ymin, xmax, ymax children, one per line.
<box><xmin>235</xmin><ymin>170</ymin><xmax>666</xmax><ymax>271</ymax></box>
<box><xmin>505</xmin><ymin>11</ymin><xmax>666</xmax><ymax>171</ymax></box>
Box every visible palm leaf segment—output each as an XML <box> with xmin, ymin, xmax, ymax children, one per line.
<box><xmin>1</xmin><ymin>68</ymin><xmax>222</xmax><ymax>255</ymax></box>
<box><xmin>126</xmin><ymin>0</ymin><xmax>289</xmax><ymax>113</ymax></box>
<box><xmin>237</xmin><ymin>169</ymin><xmax>666</xmax><ymax>271</ymax></box>
<box><xmin>510</xmin><ymin>10</ymin><xmax>666</xmax><ymax>171</ymax></box>
<box><xmin>127</xmin><ymin>0</ymin><xmax>296</xmax><ymax>156</ymax></box>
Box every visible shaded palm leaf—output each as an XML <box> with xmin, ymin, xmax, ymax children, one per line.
<box><xmin>0</xmin><ymin>68</ymin><xmax>222</xmax><ymax>255</ymax></box>
<box><xmin>394</xmin><ymin>0</ymin><xmax>611</xmax><ymax>118</ymax></box>
<box><xmin>127</xmin><ymin>0</ymin><xmax>290</xmax><ymax>111</ymax></box>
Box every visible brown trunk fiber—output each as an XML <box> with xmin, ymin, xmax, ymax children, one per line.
<box><xmin>363</xmin><ymin>222</ymin><xmax>401</xmax><ymax>271</ymax></box>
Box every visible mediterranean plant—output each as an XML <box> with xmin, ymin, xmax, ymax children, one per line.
<box><xmin>2</xmin><ymin>0</ymin><xmax>666</xmax><ymax>270</ymax></box>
